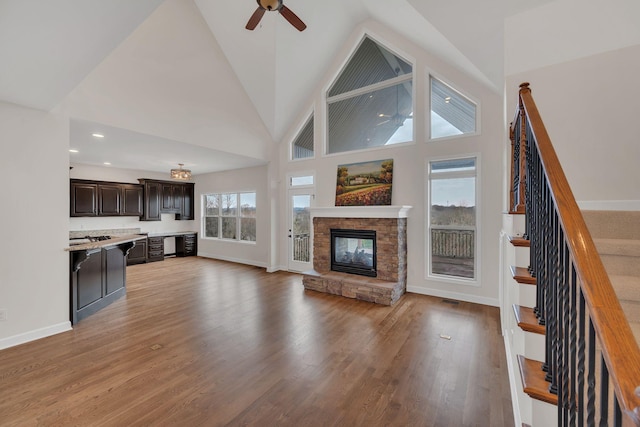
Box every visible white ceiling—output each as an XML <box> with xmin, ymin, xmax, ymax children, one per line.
<box><xmin>0</xmin><ymin>0</ymin><xmax>555</xmax><ymax>176</ymax></box>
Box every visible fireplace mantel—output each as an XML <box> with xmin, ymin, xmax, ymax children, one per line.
<box><xmin>310</xmin><ymin>205</ymin><xmax>412</xmax><ymax>219</ymax></box>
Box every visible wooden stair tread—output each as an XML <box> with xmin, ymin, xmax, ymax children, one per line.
<box><xmin>513</xmin><ymin>305</ymin><xmax>545</xmax><ymax>335</ymax></box>
<box><xmin>510</xmin><ymin>266</ymin><xmax>536</xmax><ymax>285</ymax></box>
<box><xmin>517</xmin><ymin>355</ymin><xmax>558</xmax><ymax>405</ymax></box>
<box><xmin>509</xmin><ymin>235</ymin><xmax>530</xmax><ymax>247</ymax></box>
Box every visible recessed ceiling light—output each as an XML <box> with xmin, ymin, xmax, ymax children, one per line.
<box><xmin>103</xmin><ymin>162</ymin><xmax>111</xmax><ymax>166</ymax></box>
<box><xmin>444</xmin><ymin>96</ymin><xmax>451</xmax><ymax>103</ymax></box>
<box><xmin>92</xmin><ymin>133</ymin><xmax>105</xmax><ymax>138</ymax></box>
<box><xmin>69</xmin><ymin>149</ymin><xmax>79</xmax><ymax>153</ymax></box>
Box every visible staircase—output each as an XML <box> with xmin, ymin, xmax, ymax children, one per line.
<box><xmin>583</xmin><ymin>210</ymin><xmax>640</xmax><ymax>347</ymax></box>
<box><xmin>502</xmin><ymin>83</ymin><xmax>640</xmax><ymax>427</ymax></box>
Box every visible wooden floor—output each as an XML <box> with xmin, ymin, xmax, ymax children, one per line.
<box><xmin>0</xmin><ymin>257</ymin><xmax>513</xmax><ymax>426</ymax></box>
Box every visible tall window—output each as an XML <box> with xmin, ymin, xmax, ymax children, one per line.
<box><xmin>430</xmin><ymin>77</ymin><xmax>477</xmax><ymax>139</ymax></box>
<box><xmin>427</xmin><ymin>157</ymin><xmax>477</xmax><ymax>280</ymax></box>
<box><xmin>327</xmin><ymin>36</ymin><xmax>413</xmax><ymax>154</ymax></box>
<box><xmin>203</xmin><ymin>192</ymin><xmax>256</xmax><ymax>242</ymax></box>
<box><xmin>292</xmin><ymin>114</ymin><xmax>314</xmax><ymax>160</ymax></box>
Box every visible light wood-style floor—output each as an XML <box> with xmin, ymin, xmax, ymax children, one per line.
<box><xmin>0</xmin><ymin>257</ymin><xmax>513</xmax><ymax>426</ymax></box>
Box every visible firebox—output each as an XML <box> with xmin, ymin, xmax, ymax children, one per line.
<box><xmin>330</xmin><ymin>229</ymin><xmax>376</xmax><ymax>277</ymax></box>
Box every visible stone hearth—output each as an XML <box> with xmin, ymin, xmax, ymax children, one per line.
<box><xmin>302</xmin><ymin>206</ymin><xmax>410</xmax><ymax>305</ymax></box>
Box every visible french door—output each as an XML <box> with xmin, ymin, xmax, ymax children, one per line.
<box><xmin>288</xmin><ymin>188</ymin><xmax>313</xmax><ymax>272</ymax></box>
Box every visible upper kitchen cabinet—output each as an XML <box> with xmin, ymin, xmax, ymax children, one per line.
<box><xmin>70</xmin><ymin>181</ymin><xmax>98</xmax><ymax>216</ymax></box>
<box><xmin>139</xmin><ymin>179</ymin><xmax>194</xmax><ymax>221</ymax></box>
<box><xmin>70</xmin><ymin>180</ymin><xmax>143</xmax><ymax>217</ymax></box>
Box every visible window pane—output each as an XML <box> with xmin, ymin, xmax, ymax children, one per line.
<box><xmin>428</xmin><ymin>158</ymin><xmax>477</xmax><ymax>280</ymax></box>
<box><xmin>328</xmin><ymin>37</ymin><xmax>412</xmax><ymax>97</ymax></box>
<box><xmin>328</xmin><ymin>82</ymin><xmax>412</xmax><ymax>154</ymax></box>
<box><xmin>430</xmin><ymin>177</ymin><xmax>476</xmax><ymax>224</ymax></box>
<box><xmin>240</xmin><ymin>193</ymin><xmax>256</xmax><ymax>217</ymax></box>
<box><xmin>241</xmin><ymin>218</ymin><xmax>256</xmax><ymax>242</ymax></box>
<box><xmin>430</xmin><ymin>77</ymin><xmax>476</xmax><ymax>139</ymax></box>
<box><xmin>205</xmin><ymin>217</ymin><xmax>219</xmax><ymax>238</ymax></box>
<box><xmin>291</xmin><ymin>175</ymin><xmax>314</xmax><ymax>187</ymax></box>
<box><xmin>205</xmin><ymin>194</ymin><xmax>220</xmax><ymax>216</ymax></box>
<box><xmin>222</xmin><ymin>217</ymin><xmax>236</xmax><ymax>239</ymax></box>
<box><xmin>293</xmin><ymin>115</ymin><xmax>314</xmax><ymax>160</ymax></box>
<box><xmin>221</xmin><ymin>194</ymin><xmax>237</xmax><ymax>216</ymax></box>
<box><xmin>430</xmin><ymin>158</ymin><xmax>476</xmax><ymax>174</ymax></box>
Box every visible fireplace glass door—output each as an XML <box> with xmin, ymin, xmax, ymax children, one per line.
<box><xmin>331</xmin><ymin>229</ymin><xmax>376</xmax><ymax>277</ymax></box>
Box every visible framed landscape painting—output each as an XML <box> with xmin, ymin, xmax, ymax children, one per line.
<box><xmin>335</xmin><ymin>159</ymin><xmax>393</xmax><ymax>206</ymax></box>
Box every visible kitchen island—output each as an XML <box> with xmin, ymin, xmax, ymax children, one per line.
<box><xmin>66</xmin><ymin>234</ymin><xmax>145</xmax><ymax>324</ymax></box>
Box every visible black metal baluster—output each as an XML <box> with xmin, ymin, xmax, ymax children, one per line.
<box><xmin>578</xmin><ymin>289</ymin><xmax>586</xmax><ymax>426</ymax></box>
<box><xmin>600</xmin><ymin>356</ymin><xmax>609</xmax><ymax>426</ymax></box>
<box><xmin>587</xmin><ymin>319</ymin><xmax>597</xmax><ymax>425</ymax></box>
<box><xmin>568</xmin><ymin>264</ymin><xmax>578</xmax><ymax>426</ymax></box>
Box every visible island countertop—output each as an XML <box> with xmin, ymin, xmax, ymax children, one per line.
<box><xmin>65</xmin><ymin>234</ymin><xmax>147</xmax><ymax>252</ymax></box>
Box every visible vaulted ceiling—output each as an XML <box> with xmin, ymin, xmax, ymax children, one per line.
<box><xmin>0</xmin><ymin>0</ymin><xmax>554</xmax><ymax>175</ymax></box>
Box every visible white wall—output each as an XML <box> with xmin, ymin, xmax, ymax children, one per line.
<box><xmin>0</xmin><ymin>102</ymin><xmax>70</xmax><ymax>348</ymax></box>
<box><xmin>69</xmin><ymin>163</ymin><xmax>197</xmax><ymax>235</ymax></box>
<box><xmin>278</xmin><ymin>21</ymin><xmax>504</xmax><ymax>306</ymax></box>
<box><xmin>505</xmin><ymin>37</ymin><xmax>640</xmax><ymax>206</ymax></box>
<box><xmin>194</xmin><ymin>165</ymin><xmax>271</xmax><ymax>268</ymax></box>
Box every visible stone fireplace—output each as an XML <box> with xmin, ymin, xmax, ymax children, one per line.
<box><xmin>302</xmin><ymin>206</ymin><xmax>411</xmax><ymax>305</ymax></box>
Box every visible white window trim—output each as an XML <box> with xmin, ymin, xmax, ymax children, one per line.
<box><xmin>202</xmin><ymin>191</ymin><xmax>257</xmax><ymax>244</ymax></box>
<box><xmin>425</xmin><ymin>153</ymin><xmax>481</xmax><ymax>286</ymax></box>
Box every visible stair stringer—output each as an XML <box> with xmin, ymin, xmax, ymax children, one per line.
<box><xmin>501</xmin><ymin>213</ymin><xmax>557</xmax><ymax>427</ymax></box>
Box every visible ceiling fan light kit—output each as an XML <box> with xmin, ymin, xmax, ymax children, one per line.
<box><xmin>245</xmin><ymin>0</ymin><xmax>307</xmax><ymax>31</ymax></box>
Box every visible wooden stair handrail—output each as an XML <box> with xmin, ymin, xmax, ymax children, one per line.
<box><xmin>517</xmin><ymin>82</ymin><xmax>640</xmax><ymax>424</ymax></box>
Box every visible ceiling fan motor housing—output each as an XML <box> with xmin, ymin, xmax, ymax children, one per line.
<box><xmin>258</xmin><ymin>0</ymin><xmax>283</xmax><ymax>11</ymax></box>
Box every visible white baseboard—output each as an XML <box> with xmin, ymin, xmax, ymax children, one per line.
<box><xmin>406</xmin><ymin>285</ymin><xmax>500</xmax><ymax>307</ymax></box>
<box><xmin>0</xmin><ymin>321</ymin><xmax>72</xmax><ymax>351</ymax></box>
<box><xmin>197</xmin><ymin>252</ymin><xmax>268</xmax><ymax>269</ymax></box>
<box><xmin>578</xmin><ymin>200</ymin><xmax>640</xmax><ymax>210</ymax></box>
<box><xmin>266</xmin><ymin>265</ymin><xmax>286</xmax><ymax>273</ymax></box>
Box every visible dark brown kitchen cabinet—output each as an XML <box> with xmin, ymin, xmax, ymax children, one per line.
<box><xmin>176</xmin><ymin>233</ymin><xmax>197</xmax><ymax>257</ymax></box>
<box><xmin>122</xmin><ymin>184</ymin><xmax>144</xmax><ymax>216</ymax></box>
<box><xmin>126</xmin><ymin>237</ymin><xmax>147</xmax><ymax>265</ymax></box>
<box><xmin>140</xmin><ymin>180</ymin><xmax>161</xmax><ymax>221</ymax></box>
<box><xmin>70</xmin><ymin>180</ymin><xmax>143</xmax><ymax>217</ymax></box>
<box><xmin>70</xmin><ymin>181</ymin><xmax>98</xmax><ymax>216</ymax></box>
<box><xmin>147</xmin><ymin>236</ymin><xmax>164</xmax><ymax>262</ymax></box>
<box><xmin>70</xmin><ymin>242</ymin><xmax>132</xmax><ymax>324</ymax></box>
<box><xmin>99</xmin><ymin>184</ymin><xmax>121</xmax><ymax>216</ymax></box>
<box><xmin>178</xmin><ymin>184</ymin><xmax>194</xmax><ymax>220</ymax></box>
<box><xmin>139</xmin><ymin>179</ymin><xmax>194</xmax><ymax>221</ymax></box>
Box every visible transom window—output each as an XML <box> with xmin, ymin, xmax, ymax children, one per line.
<box><xmin>327</xmin><ymin>36</ymin><xmax>413</xmax><ymax>154</ymax></box>
<box><xmin>203</xmin><ymin>192</ymin><xmax>256</xmax><ymax>242</ymax></box>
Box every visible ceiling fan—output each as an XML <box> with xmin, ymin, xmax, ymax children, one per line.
<box><xmin>377</xmin><ymin>85</ymin><xmax>413</xmax><ymax>127</ymax></box>
<box><xmin>245</xmin><ymin>0</ymin><xmax>307</xmax><ymax>32</ymax></box>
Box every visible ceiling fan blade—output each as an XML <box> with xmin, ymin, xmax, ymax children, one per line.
<box><xmin>246</xmin><ymin>7</ymin><xmax>266</xmax><ymax>30</ymax></box>
<box><xmin>279</xmin><ymin>5</ymin><xmax>306</xmax><ymax>31</ymax></box>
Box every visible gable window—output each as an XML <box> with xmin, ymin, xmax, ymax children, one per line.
<box><xmin>327</xmin><ymin>36</ymin><xmax>413</xmax><ymax>154</ymax></box>
<box><xmin>427</xmin><ymin>157</ymin><xmax>478</xmax><ymax>281</ymax></box>
<box><xmin>203</xmin><ymin>192</ymin><xmax>256</xmax><ymax>242</ymax></box>
<box><xmin>430</xmin><ymin>77</ymin><xmax>477</xmax><ymax>139</ymax></box>
<box><xmin>292</xmin><ymin>114</ymin><xmax>314</xmax><ymax>160</ymax></box>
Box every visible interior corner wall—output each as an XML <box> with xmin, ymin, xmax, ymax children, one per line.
<box><xmin>194</xmin><ymin>164</ymin><xmax>270</xmax><ymax>268</ymax></box>
<box><xmin>506</xmin><ymin>43</ymin><xmax>640</xmax><ymax>204</ymax></box>
<box><xmin>0</xmin><ymin>102</ymin><xmax>70</xmax><ymax>347</ymax></box>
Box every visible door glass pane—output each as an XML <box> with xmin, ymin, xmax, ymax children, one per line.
<box><xmin>292</xmin><ymin>195</ymin><xmax>311</xmax><ymax>262</ymax></box>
